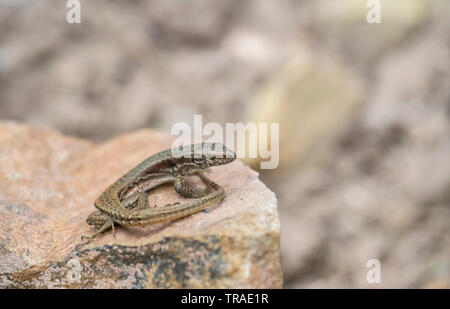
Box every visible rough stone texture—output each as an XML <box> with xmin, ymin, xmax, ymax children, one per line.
<box><xmin>0</xmin><ymin>121</ymin><xmax>282</xmax><ymax>288</ymax></box>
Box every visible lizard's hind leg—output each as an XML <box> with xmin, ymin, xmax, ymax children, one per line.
<box><xmin>174</xmin><ymin>171</ymin><xmax>220</xmax><ymax>199</ymax></box>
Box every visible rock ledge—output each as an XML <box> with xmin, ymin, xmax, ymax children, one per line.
<box><xmin>0</xmin><ymin>121</ymin><xmax>282</xmax><ymax>288</ymax></box>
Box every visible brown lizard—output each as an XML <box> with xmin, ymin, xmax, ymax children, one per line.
<box><xmin>84</xmin><ymin>143</ymin><xmax>236</xmax><ymax>240</ymax></box>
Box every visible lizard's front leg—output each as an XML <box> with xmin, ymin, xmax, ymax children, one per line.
<box><xmin>174</xmin><ymin>163</ymin><xmax>217</xmax><ymax>198</ymax></box>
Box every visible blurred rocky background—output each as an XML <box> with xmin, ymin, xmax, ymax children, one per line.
<box><xmin>0</xmin><ymin>0</ymin><xmax>449</xmax><ymax>288</ymax></box>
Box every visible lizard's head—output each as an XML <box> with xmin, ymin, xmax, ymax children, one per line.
<box><xmin>192</xmin><ymin>143</ymin><xmax>236</xmax><ymax>169</ymax></box>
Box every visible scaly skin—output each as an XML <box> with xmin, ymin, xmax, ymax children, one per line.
<box><xmin>84</xmin><ymin>143</ymin><xmax>236</xmax><ymax>239</ymax></box>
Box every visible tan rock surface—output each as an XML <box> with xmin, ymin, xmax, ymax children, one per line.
<box><xmin>0</xmin><ymin>121</ymin><xmax>282</xmax><ymax>288</ymax></box>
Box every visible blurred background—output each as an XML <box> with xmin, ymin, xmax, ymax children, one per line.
<box><xmin>0</xmin><ymin>0</ymin><xmax>449</xmax><ymax>288</ymax></box>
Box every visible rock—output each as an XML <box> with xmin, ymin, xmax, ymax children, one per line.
<box><xmin>0</xmin><ymin>121</ymin><xmax>282</xmax><ymax>288</ymax></box>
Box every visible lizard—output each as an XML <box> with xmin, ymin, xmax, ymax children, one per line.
<box><xmin>83</xmin><ymin>143</ymin><xmax>236</xmax><ymax>240</ymax></box>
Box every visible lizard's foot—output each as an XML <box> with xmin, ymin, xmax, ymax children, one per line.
<box><xmin>111</xmin><ymin>219</ymin><xmax>116</xmax><ymax>238</ymax></box>
<box><xmin>174</xmin><ymin>171</ymin><xmax>220</xmax><ymax>198</ymax></box>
